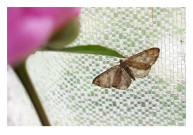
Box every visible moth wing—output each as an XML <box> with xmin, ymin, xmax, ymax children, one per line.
<box><xmin>125</xmin><ymin>48</ymin><xmax>160</xmax><ymax>78</ymax></box>
<box><xmin>129</xmin><ymin>67</ymin><xmax>151</xmax><ymax>78</ymax></box>
<box><xmin>113</xmin><ymin>68</ymin><xmax>132</xmax><ymax>90</ymax></box>
<box><xmin>92</xmin><ymin>65</ymin><xmax>120</xmax><ymax>88</ymax></box>
<box><xmin>126</xmin><ymin>48</ymin><xmax>160</xmax><ymax>66</ymax></box>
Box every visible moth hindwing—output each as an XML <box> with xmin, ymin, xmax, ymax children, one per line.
<box><xmin>92</xmin><ymin>48</ymin><xmax>160</xmax><ymax>90</ymax></box>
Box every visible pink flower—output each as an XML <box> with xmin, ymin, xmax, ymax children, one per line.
<box><xmin>7</xmin><ymin>7</ymin><xmax>81</xmax><ymax>66</ymax></box>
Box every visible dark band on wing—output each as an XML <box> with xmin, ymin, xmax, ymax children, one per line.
<box><xmin>112</xmin><ymin>67</ymin><xmax>122</xmax><ymax>87</ymax></box>
<box><xmin>123</xmin><ymin>67</ymin><xmax>135</xmax><ymax>80</ymax></box>
<box><xmin>119</xmin><ymin>60</ymin><xmax>135</xmax><ymax>80</ymax></box>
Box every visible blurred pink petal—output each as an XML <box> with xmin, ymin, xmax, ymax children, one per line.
<box><xmin>7</xmin><ymin>7</ymin><xmax>81</xmax><ymax>66</ymax></box>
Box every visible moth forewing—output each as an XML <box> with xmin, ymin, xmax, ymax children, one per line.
<box><xmin>126</xmin><ymin>48</ymin><xmax>160</xmax><ymax>66</ymax></box>
<box><xmin>112</xmin><ymin>67</ymin><xmax>122</xmax><ymax>88</ymax></box>
<box><xmin>92</xmin><ymin>65</ymin><xmax>120</xmax><ymax>88</ymax></box>
<box><xmin>113</xmin><ymin>68</ymin><xmax>132</xmax><ymax>90</ymax></box>
<box><xmin>125</xmin><ymin>48</ymin><xmax>160</xmax><ymax>78</ymax></box>
<box><xmin>92</xmin><ymin>65</ymin><xmax>132</xmax><ymax>90</ymax></box>
<box><xmin>129</xmin><ymin>67</ymin><xmax>151</xmax><ymax>78</ymax></box>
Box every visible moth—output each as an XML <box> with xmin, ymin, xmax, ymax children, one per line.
<box><xmin>92</xmin><ymin>48</ymin><xmax>160</xmax><ymax>90</ymax></box>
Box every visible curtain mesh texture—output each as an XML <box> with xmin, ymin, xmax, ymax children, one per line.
<box><xmin>26</xmin><ymin>7</ymin><xmax>186</xmax><ymax>126</ymax></box>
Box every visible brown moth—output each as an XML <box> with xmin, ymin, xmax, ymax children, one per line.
<box><xmin>92</xmin><ymin>48</ymin><xmax>160</xmax><ymax>90</ymax></box>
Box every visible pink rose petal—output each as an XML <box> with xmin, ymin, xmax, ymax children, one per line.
<box><xmin>7</xmin><ymin>7</ymin><xmax>81</xmax><ymax>66</ymax></box>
